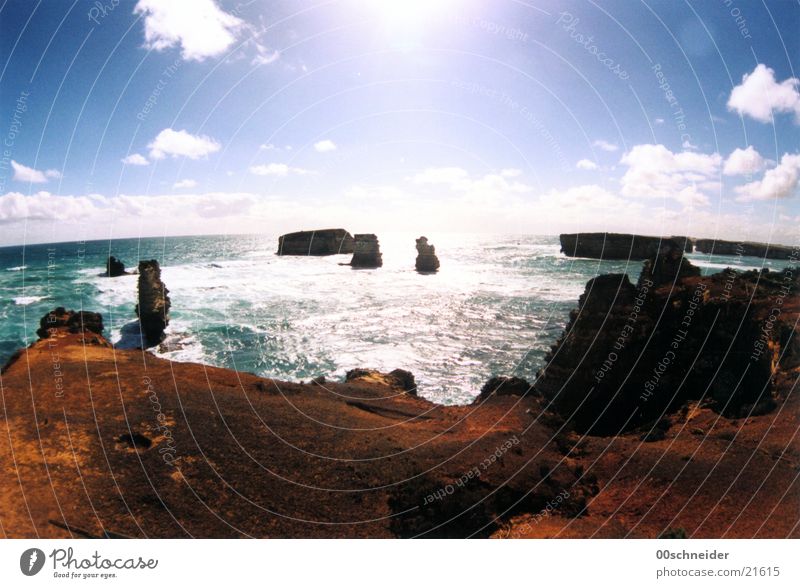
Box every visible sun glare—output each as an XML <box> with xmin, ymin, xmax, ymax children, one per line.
<box><xmin>365</xmin><ymin>0</ymin><xmax>456</xmax><ymax>25</ymax></box>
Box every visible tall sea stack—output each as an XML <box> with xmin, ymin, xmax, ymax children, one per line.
<box><xmin>135</xmin><ymin>260</ymin><xmax>171</xmax><ymax>347</ymax></box>
<box><xmin>415</xmin><ymin>236</ymin><xmax>440</xmax><ymax>273</ymax></box>
<box><xmin>350</xmin><ymin>234</ymin><xmax>383</xmax><ymax>268</ymax></box>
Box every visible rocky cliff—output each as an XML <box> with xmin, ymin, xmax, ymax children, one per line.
<box><xmin>694</xmin><ymin>238</ymin><xmax>797</xmax><ymax>260</ymax></box>
<box><xmin>277</xmin><ymin>228</ymin><xmax>355</xmax><ymax>256</ymax></box>
<box><xmin>0</xmin><ymin>322</ymin><xmax>590</xmax><ymax>538</ymax></box>
<box><xmin>536</xmin><ymin>249</ymin><xmax>798</xmax><ymax>435</ymax></box>
<box><xmin>135</xmin><ymin>260</ymin><xmax>171</xmax><ymax>347</ymax></box>
<box><xmin>350</xmin><ymin>234</ymin><xmax>383</xmax><ymax>268</ymax></box>
<box><xmin>560</xmin><ymin>233</ymin><xmax>692</xmax><ymax>259</ymax></box>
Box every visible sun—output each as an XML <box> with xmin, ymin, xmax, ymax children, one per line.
<box><xmin>364</xmin><ymin>0</ymin><xmax>456</xmax><ymax>25</ymax></box>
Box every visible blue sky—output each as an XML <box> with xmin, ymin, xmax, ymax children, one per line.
<box><xmin>0</xmin><ymin>0</ymin><xmax>798</xmax><ymax>245</ymax></box>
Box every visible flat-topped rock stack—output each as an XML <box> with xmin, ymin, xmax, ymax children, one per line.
<box><xmin>414</xmin><ymin>236</ymin><xmax>440</xmax><ymax>273</ymax></box>
<box><xmin>350</xmin><ymin>234</ymin><xmax>383</xmax><ymax>268</ymax></box>
<box><xmin>135</xmin><ymin>259</ymin><xmax>171</xmax><ymax>347</ymax></box>
<box><xmin>277</xmin><ymin>228</ymin><xmax>354</xmax><ymax>256</ymax></box>
<box><xmin>560</xmin><ymin>232</ymin><xmax>692</xmax><ymax>260</ymax></box>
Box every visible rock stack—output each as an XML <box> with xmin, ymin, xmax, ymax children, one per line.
<box><xmin>105</xmin><ymin>256</ymin><xmax>126</xmax><ymax>277</ymax></box>
<box><xmin>414</xmin><ymin>236</ymin><xmax>440</xmax><ymax>273</ymax></box>
<box><xmin>349</xmin><ymin>234</ymin><xmax>383</xmax><ymax>268</ymax></box>
<box><xmin>135</xmin><ymin>260</ymin><xmax>171</xmax><ymax>347</ymax></box>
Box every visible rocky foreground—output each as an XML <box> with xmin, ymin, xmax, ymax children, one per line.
<box><xmin>0</xmin><ymin>249</ymin><xmax>798</xmax><ymax>538</ymax></box>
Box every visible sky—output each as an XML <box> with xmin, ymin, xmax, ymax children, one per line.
<box><xmin>0</xmin><ymin>0</ymin><xmax>798</xmax><ymax>246</ymax></box>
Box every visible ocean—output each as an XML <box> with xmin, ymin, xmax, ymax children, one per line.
<box><xmin>0</xmin><ymin>233</ymin><xmax>792</xmax><ymax>404</ymax></box>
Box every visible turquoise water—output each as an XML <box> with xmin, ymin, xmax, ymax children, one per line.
<box><xmin>0</xmin><ymin>234</ymin><xmax>793</xmax><ymax>404</ymax></box>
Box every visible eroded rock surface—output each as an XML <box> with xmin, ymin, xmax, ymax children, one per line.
<box><xmin>536</xmin><ymin>254</ymin><xmax>798</xmax><ymax>434</ymax></box>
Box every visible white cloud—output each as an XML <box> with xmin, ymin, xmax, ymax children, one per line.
<box><xmin>313</xmin><ymin>140</ymin><xmax>337</xmax><ymax>153</ymax></box>
<box><xmin>411</xmin><ymin>166</ymin><xmax>469</xmax><ymax>186</ymax></box>
<box><xmin>10</xmin><ymin>161</ymin><xmax>60</xmax><ymax>183</ymax></box>
<box><xmin>727</xmin><ymin>64</ymin><xmax>800</xmax><ymax>124</ymax></box>
<box><xmin>681</xmin><ymin>139</ymin><xmax>698</xmax><ymax>150</ymax></box>
<box><xmin>408</xmin><ymin>167</ymin><xmax>532</xmax><ymax>209</ymax></box>
<box><xmin>723</xmin><ymin>146</ymin><xmax>765</xmax><ymax>176</ymax></box>
<box><xmin>593</xmin><ymin>139</ymin><xmax>618</xmax><ymax>152</ymax></box>
<box><xmin>0</xmin><ymin>191</ymin><xmax>105</xmax><ymax>222</ymax></box>
<box><xmin>249</xmin><ymin>163</ymin><xmax>313</xmax><ymax>177</ymax></box>
<box><xmin>134</xmin><ymin>0</ymin><xmax>244</xmax><ymax>61</ymax></box>
<box><xmin>576</xmin><ymin>159</ymin><xmax>598</xmax><ymax>170</ymax></box>
<box><xmin>252</xmin><ymin>47</ymin><xmax>280</xmax><ymax>65</ymax></box>
<box><xmin>148</xmin><ymin>128</ymin><xmax>221</xmax><ymax>160</ymax></box>
<box><xmin>619</xmin><ymin>143</ymin><xmax>721</xmax><ymax>207</ymax></box>
<box><xmin>542</xmin><ymin>184</ymin><xmax>627</xmax><ymax>210</ymax></box>
<box><xmin>121</xmin><ymin>153</ymin><xmax>149</xmax><ymax>166</ymax></box>
<box><xmin>173</xmin><ymin>179</ymin><xmax>198</xmax><ymax>189</ymax></box>
<box><xmin>654</xmin><ymin>118</ymin><xmax>665</xmax><ymax>125</ymax></box>
<box><xmin>735</xmin><ymin>153</ymin><xmax>800</xmax><ymax>202</ymax></box>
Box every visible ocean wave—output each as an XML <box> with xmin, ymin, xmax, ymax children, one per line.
<box><xmin>13</xmin><ymin>295</ymin><xmax>48</xmax><ymax>305</ymax></box>
<box><xmin>6</xmin><ymin>265</ymin><xmax>27</xmax><ymax>272</ymax></box>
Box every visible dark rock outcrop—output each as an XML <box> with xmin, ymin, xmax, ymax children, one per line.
<box><xmin>135</xmin><ymin>260</ymin><xmax>171</xmax><ymax>347</ymax></box>
<box><xmin>277</xmin><ymin>229</ymin><xmax>354</xmax><ymax>256</ymax></box>
<box><xmin>694</xmin><ymin>238</ymin><xmax>797</xmax><ymax>261</ymax></box>
<box><xmin>536</xmin><ymin>253</ymin><xmax>798</xmax><ymax>435</ymax></box>
<box><xmin>637</xmin><ymin>240</ymin><xmax>700</xmax><ymax>287</ymax></box>
<box><xmin>415</xmin><ymin>236</ymin><xmax>440</xmax><ymax>273</ymax></box>
<box><xmin>475</xmin><ymin>376</ymin><xmax>533</xmax><ymax>403</ymax></box>
<box><xmin>105</xmin><ymin>256</ymin><xmax>126</xmax><ymax>277</ymax></box>
<box><xmin>35</xmin><ymin>307</ymin><xmax>104</xmax><ymax>340</ymax></box>
<box><xmin>349</xmin><ymin>234</ymin><xmax>383</xmax><ymax>268</ymax></box>
<box><xmin>560</xmin><ymin>233</ymin><xmax>691</xmax><ymax>260</ymax></box>
<box><xmin>345</xmin><ymin>368</ymin><xmax>417</xmax><ymax>394</ymax></box>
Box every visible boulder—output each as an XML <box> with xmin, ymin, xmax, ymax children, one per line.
<box><xmin>277</xmin><ymin>229</ymin><xmax>354</xmax><ymax>256</ymax></box>
<box><xmin>474</xmin><ymin>376</ymin><xmax>533</xmax><ymax>403</ymax></box>
<box><xmin>560</xmin><ymin>233</ymin><xmax>690</xmax><ymax>260</ymax></box>
<box><xmin>345</xmin><ymin>368</ymin><xmax>417</xmax><ymax>394</ymax></box>
<box><xmin>415</xmin><ymin>236</ymin><xmax>440</xmax><ymax>273</ymax></box>
<box><xmin>135</xmin><ymin>260</ymin><xmax>171</xmax><ymax>347</ymax></box>
<box><xmin>349</xmin><ymin>234</ymin><xmax>383</xmax><ymax>268</ymax></box>
<box><xmin>105</xmin><ymin>256</ymin><xmax>126</xmax><ymax>277</ymax></box>
<box><xmin>36</xmin><ymin>307</ymin><xmax>104</xmax><ymax>340</ymax></box>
